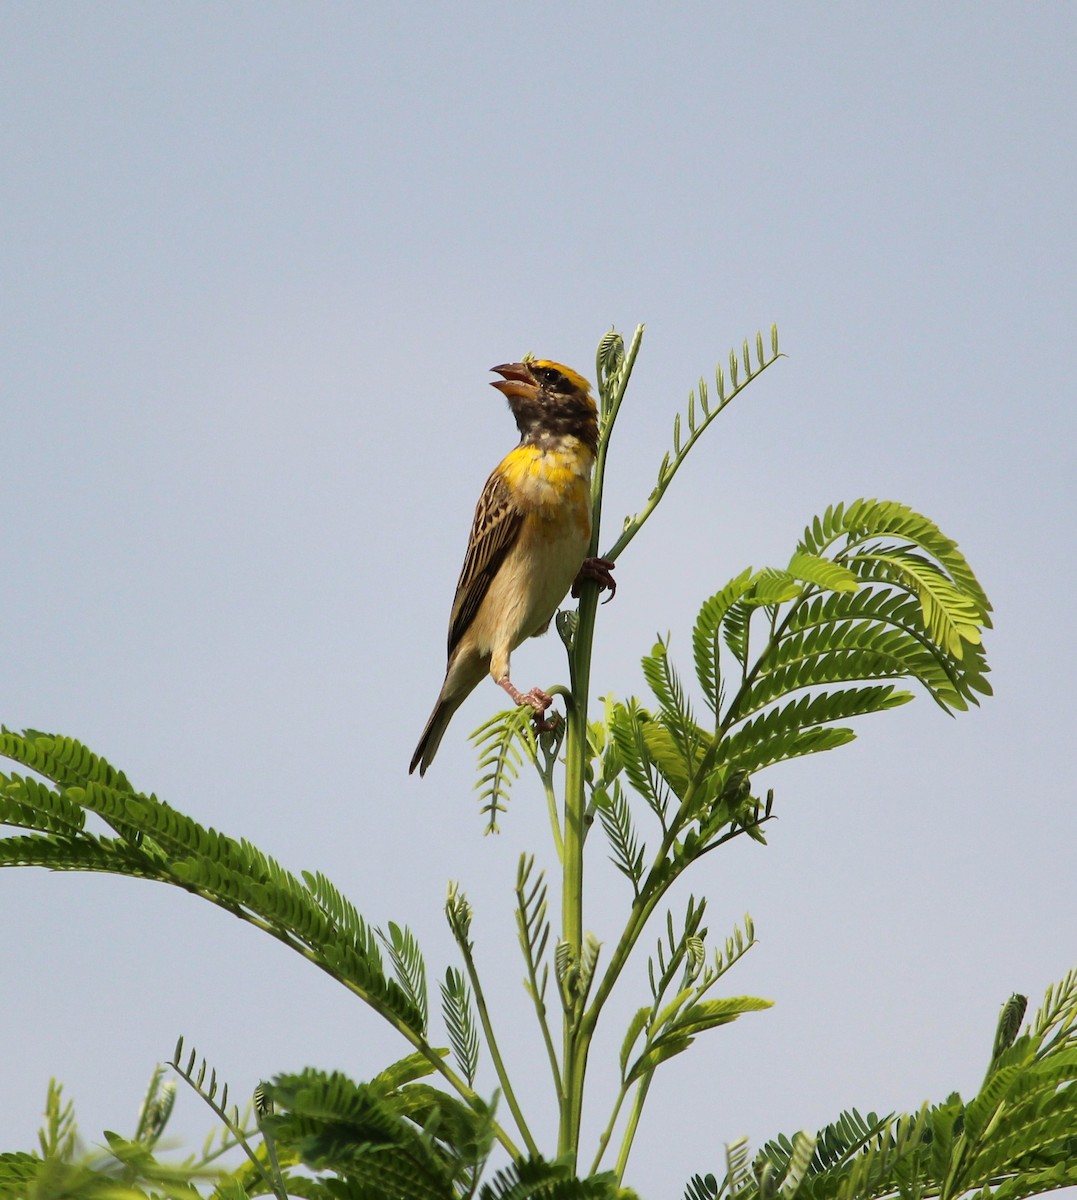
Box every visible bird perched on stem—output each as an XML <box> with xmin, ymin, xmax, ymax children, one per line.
<box><xmin>409</xmin><ymin>360</ymin><xmax>615</xmax><ymax>776</ymax></box>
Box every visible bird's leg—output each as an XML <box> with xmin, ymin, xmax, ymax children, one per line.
<box><xmin>497</xmin><ymin>676</ymin><xmax>552</xmax><ymax>713</ymax></box>
<box><xmin>572</xmin><ymin>556</ymin><xmax>617</xmax><ymax>603</ymax></box>
<box><xmin>497</xmin><ymin>676</ymin><xmax>560</xmax><ymax>732</ymax></box>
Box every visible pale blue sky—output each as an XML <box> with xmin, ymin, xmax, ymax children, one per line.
<box><xmin>2</xmin><ymin>4</ymin><xmax>1075</xmax><ymax>1195</ymax></box>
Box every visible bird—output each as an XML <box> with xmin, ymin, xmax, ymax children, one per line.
<box><xmin>409</xmin><ymin>359</ymin><xmax>615</xmax><ymax>776</ymax></box>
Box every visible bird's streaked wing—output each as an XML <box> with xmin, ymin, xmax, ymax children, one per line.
<box><xmin>447</xmin><ymin>467</ymin><xmax>524</xmax><ymax>657</ymax></box>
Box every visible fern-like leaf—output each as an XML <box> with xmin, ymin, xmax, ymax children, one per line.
<box><xmin>786</xmin><ymin>550</ymin><xmax>858</xmax><ymax>594</ymax></box>
<box><xmin>606</xmin><ymin>329</ymin><xmax>782</xmax><ymax>564</ymax></box>
<box><xmin>641</xmin><ymin>638</ymin><xmax>702</xmax><ymax>764</ymax></box>
<box><xmin>470</xmin><ymin>707</ymin><xmax>538</xmax><ymax>833</ymax></box>
<box><xmin>801</xmin><ymin>499</ymin><xmax>991</xmax><ymax>618</ymax></box>
<box><xmin>608</xmin><ymin>700</ymin><xmax>670</xmax><ymax>825</ymax></box>
<box><xmin>0</xmin><ymin>771</ymin><xmax>86</xmax><ymax>835</ymax></box>
<box><xmin>692</xmin><ymin>569</ymin><xmax>756</xmax><ymax>711</ymax></box>
<box><xmin>478</xmin><ymin>1154</ymin><xmax>619</xmax><ymax>1199</ymax></box>
<box><xmin>685</xmin><ymin>973</ymin><xmax>1077</xmax><ymax>1200</ymax></box>
<box><xmin>379</xmin><ymin>921</ymin><xmax>429</xmax><ymax>1033</ymax></box>
<box><xmin>0</xmin><ymin>728</ymin><xmax>133</xmax><ymax>793</ymax></box>
<box><xmin>133</xmin><ymin>1065</ymin><xmax>176</xmax><ymax>1149</ymax></box>
<box><xmin>719</xmin><ymin>686</ymin><xmax>908</xmax><ymax>776</ymax></box>
<box><xmin>440</xmin><ymin>967</ymin><xmax>480</xmax><ymax>1087</ymax></box>
<box><xmin>263</xmin><ymin>1068</ymin><xmax>468</xmax><ymax>1200</ymax></box>
<box><xmin>594</xmin><ymin>781</ymin><xmax>646</xmax><ymax>894</ymax></box>
<box><xmin>515</xmin><ymin>855</ymin><xmax>551</xmax><ymax>998</ymax></box>
<box><xmin>0</xmin><ymin>732</ymin><xmax>426</xmax><ymax>1035</ymax></box>
<box><xmin>852</xmin><ymin>545</ymin><xmax>984</xmax><ymax>659</ymax></box>
<box><xmin>683</xmin><ymin>1173</ymin><xmax>720</xmax><ymax>1200</ymax></box>
<box><xmin>370</xmin><ymin>1052</ymin><xmax>441</xmax><ymax>1095</ymax></box>
<box><xmin>302</xmin><ymin>868</ymin><xmax>383</xmax><ymax>970</ymax></box>
<box><xmin>725</xmin><ymin>1136</ymin><xmax>752</xmax><ymax>1196</ymax></box>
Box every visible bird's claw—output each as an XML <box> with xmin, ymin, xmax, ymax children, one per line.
<box><xmin>520</xmin><ymin>685</ymin><xmax>553</xmax><ymax>714</ymax></box>
<box><xmin>572</xmin><ymin>556</ymin><xmax>617</xmax><ymax>603</ymax></box>
<box><xmin>532</xmin><ymin>709</ymin><xmax>562</xmax><ymax>735</ymax></box>
<box><xmin>500</xmin><ymin>680</ymin><xmax>561</xmax><ymax>733</ymax></box>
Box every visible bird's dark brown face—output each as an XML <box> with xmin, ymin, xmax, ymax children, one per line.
<box><xmin>490</xmin><ymin>360</ymin><xmax>598</xmax><ymax>453</ymax></box>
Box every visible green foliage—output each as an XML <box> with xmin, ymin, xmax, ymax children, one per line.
<box><xmin>594</xmin><ymin>781</ymin><xmax>646</xmax><ymax>894</ymax></box>
<box><xmin>477</xmin><ymin>1155</ymin><xmax>621</xmax><ymax>1199</ymax></box>
<box><xmin>168</xmin><ymin>1036</ymin><xmax>292</xmax><ymax>1200</ymax></box>
<box><xmin>6</xmin><ymin>323</ymin><xmax>1046</xmax><ymax>1200</ymax></box>
<box><xmin>442</xmin><ymin>968</ymin><xmax>481</xmax><ymax>1087</ymax></box>
<box><xmin>604</xmin><ymin>327</ymin><xmax>783</xmax><ymax>564</ymax></box>
<box><xmin>515</xmin><ymin>856</ymin><xmax>553</xmax><ymax>1015</ymax></box>
<box><xmin>620</xmin><ymin>903</ymin><xmax>769</xmax><ymax>1088</ymax></box>
<box><xmin>0</xmin><ymin>1074</ymin><xmax>256</xmax><ymax>1199</ymax></box>
<box><xmin>566</xmin><ymin>494</ymin><xmax>993</xmax><ymax>950</ymax></box>
<box><xmin>470</xmin><ymin>707</ymin><xmax>538</xmax><ymax>832</ymax></box>
<box><xmin>381</xmin><ymin>921</ymin><xmax>430</xmax><ymax>1033</ymax></box>
<box><xmin>262</xmin><ymin>1066</ymin><xmax>497</xmax><ymax>1200</ymax></box>
<box><xmin>993</xmin><ymin>993</ymin><xmax>1030</xmax><ymax>1064</ymax></box>
<box><xmin>684</xmin><ymin>970</ymin><xmax>1077</xmax><ymax>1200</ymax></box>
<box><xmin>0</xmin><ymin>728</ymin><xmax>423</xmax><ymax>1036</ymax></box>
<box><xmin>607</xmin><ymin>697</ymin><xmax>675</xmax><ymax>826</ymax></box>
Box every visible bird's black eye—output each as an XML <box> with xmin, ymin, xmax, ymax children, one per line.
<box><xmin>539</xmin><ymin>367</ymin><xmax>563</xmax><ymax>388</ymax></box>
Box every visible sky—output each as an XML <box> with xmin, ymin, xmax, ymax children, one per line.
<box><xmin>1</xmin><ymin>3</ymin><xmax>1075</xmax><ymax>1195</ymax></box>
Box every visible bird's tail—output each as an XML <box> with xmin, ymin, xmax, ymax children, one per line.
<box><xmin>409</xmin><ymin>693</ymin><xmax>464</xmax><ymax>776</ymax></box>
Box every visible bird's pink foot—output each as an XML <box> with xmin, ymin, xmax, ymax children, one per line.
<box><xmin>498</xmin><ymin>676</ymin><xmax>552</xmax><ymax>713</ymax></box>
<box><xmin>572</xmin><ymin>556</ymin><xmax>617</xmax><ymax>602</ymax></box>
<box><xmin>497</xmin><ymin>677</ymin><xmax>560</xmax><ymax>731</ymax></box>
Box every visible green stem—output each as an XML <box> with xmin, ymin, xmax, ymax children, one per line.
<box><xmin>579</xmin><ymin>888</ymin><xmax>664</xmax><ymax>1046</ymax></box>
<box><xmin>259</xmin><ymin>1123</ymin><xmax>287</xmax><ymax>1200</ymax></box>
<box><xmin>540</xmin><ymin>685</ymin><xmax>572</xmax><ymax>865</ymax></box>
<box><xmin>588</xmin><ymin>1078</ymin><xmax>633</xmax><ymax>1175</ymax></box>
<box><xmin>458</xmin><ymin>939</ymin><xmax>541</xmax><ymax>1157</ymax></box>
<box><xmin>614</xmin><ymin>1075</ymin><xmax>653</xmax><ymax>1182</ymax></box>
<box><xmin>197</xmin><ymin>1133</ymin><xmax>259</xmax><ymax>1169</ymax></box>
<box><xmin>592</xmin><ymin>920</ymin><xmax>698</xmax><ymax>1177</ymax></box>
<box><xmin>526</xmin><ymin>959</ymin><xmax>564</xmax><ymax>1103</ymax></box>
<box><xmin>544</xmin><ymin>772</ymin><xmax>564</xmax><ymax>864</ymax></box>
<box><xmin>594</xmin><ymin>326</ymin><xmax>645</xmax><ymax>518</ymax></box>
<box><xmin>514</xmin><ymin>858</ymin><xmax>564</xmax><ymax>1100</ymax></box>
<box><xmin>566</xmin><ymin>348</ymin><xmax>782</xmax><ymax>1067</ymax></box>
<box><xmin>559</xmin><ymin>327</ymin><xmax>775</xmax><ymax>1166</ymax></box>
<box><xmin>560</xmin><ymin>626</ymin><xmax>592</xmax><ymax>1163</ymax></box>
<box><xmin>577</xmin><ymin>753</ymin><xmax>719</xmax><ymax>1041</ymax></box>
<box><xmin>557</xmin><ymin>326</ymin><xmax>645</xmax><ymax>1165</ymax></box>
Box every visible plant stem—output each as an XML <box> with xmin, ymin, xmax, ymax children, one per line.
<box><xmin>539</xmin><ymin>686</ymin><xmax>571</xmax><ymax>864</ymax></box>
<box><xmin>560</xmin><ymin>619</ymin><xmax>592</xmax><ymax>1163</ymax></box>
<box><xmin>544</xmin><ymin>772</ymin><xmax>564</xmax><ymax>864</ymax></box>
<box><xmin>557</xmin><ymin>326</ymin><xmax>644</xmax><ymax>1165</ymax></box>
<box><xmin>614</xmin><ymin>1074</ymin><xmax>653</xmax><ymax>1182</ymax></box>
<box><xmin>589</xmin><ymin>1079</ymin><xmax>632</xmax><ymax>1175</ymax></box>
<box><xmin>458</xmin><ymin>940</ymin><xmax>541</xmax><ymax>1157</ymax></box>
<box><xmin>559</xmin><ymin>326</ymin><xmax>775</xmax><ymax>1166</ymax></box>
<box><xmin>515</xmin><ymin>858</ymin><xmax>564</xmax><ymax>1099</ymax></box>
<box><xmin>528</xmin><ymin>965</ymin><xmax>564</xmax><ymax>1103</ymax></box>
<box><xmin>562</xmin><ymin>339</ymin><xmax>782</xmax><ymax>1086</ymax></box>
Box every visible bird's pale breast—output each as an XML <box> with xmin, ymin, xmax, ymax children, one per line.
<box><xmin>464</xmin><ymin>439</ymin><xmax>593</xmax><ymax>678</ymax></box>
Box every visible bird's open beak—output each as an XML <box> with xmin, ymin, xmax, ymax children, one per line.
<box><xmin>490</xmin><ymin>362</ymin><xmax>538</xmax><ymax>400</ymax></box>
